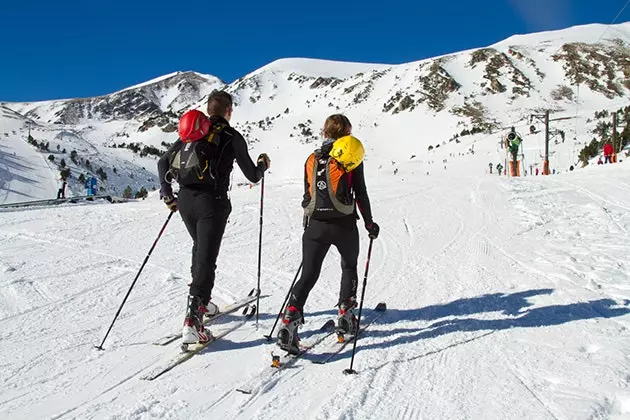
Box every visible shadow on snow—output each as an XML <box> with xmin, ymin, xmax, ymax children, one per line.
<box><xmin>212</xmin><ymin>288</ymin><xmax>630</xmax><ymax>357</ymax></box>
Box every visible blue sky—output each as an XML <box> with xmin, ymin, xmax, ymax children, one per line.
<box><xmin>0</xmin><ymin>0</ymin><xmax>627</xmax><ymax>102</ymax></box>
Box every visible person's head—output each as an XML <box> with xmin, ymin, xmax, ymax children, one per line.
<box><xmin>207</xmin><ymin>90</ymin><xmax>233</xmax><ymax>120</ymax></box>
<box><xmin>323</xmin><ymin>114</ymin><xmax>352</xmax><ymax>140</ymax></box>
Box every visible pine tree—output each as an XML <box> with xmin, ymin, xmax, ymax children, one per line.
<box><xmin>48</xmin><ymin>154</ymin><xmax>55</xmax><ymax>162</ymax></box>
<box><xmin>96</xmin><ymin>167</ymin><xmax>107</xmax><ymax>181</ymax></box>
<box><xmin>123</xmin><ymin>186</ymin><xmax>133</xmax><ymax>199</ymax></box>
<box><xmin>134</xmin><ymin>186</ymin><xmax>148</xmax><ymax>199</ymax></box>
<box><xmin>60</xmin><ymin>158</ymin><xmax>66</xmax><ymax>168</ymax></box>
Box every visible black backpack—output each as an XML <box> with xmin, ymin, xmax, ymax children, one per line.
<box><xmin>169</xmin><ymin>123</ymin><xmax>225</xmax><ymax>186</ymax></box>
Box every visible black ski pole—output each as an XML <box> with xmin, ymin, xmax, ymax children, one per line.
<box><xmin>255</xmin><ymin>174</ymin><xmax>265</xmax><ymax>327</ymax></box>
<box><xmin>95</xmin><ymin>211</ymin><xmax>174</xmax><ymax>350</ymax></box>
<box><xmin>343</xmin><ymin>238</ymin><xmax>374</xmax><ymax>375</ymax></box>
<box><xmin>263</xmin><ymin>261</ymin><xmax>303</xmax><ymax>341</ymax></box>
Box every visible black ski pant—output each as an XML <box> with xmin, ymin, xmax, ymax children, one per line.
<box><xmin>177</xmin><ymin>188</ymin><xmax>231</xmax><ymax>305</ymax></box>
<box><xmin>288</xmin><ymin>219</ymin><xmax>360</xmax><ymax>312</ymax></box>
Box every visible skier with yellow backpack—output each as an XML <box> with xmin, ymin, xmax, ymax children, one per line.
<box><xmin>277</xmin><ymin>114</ymin><xmax>380</xmax><ymax>354</ymax></box>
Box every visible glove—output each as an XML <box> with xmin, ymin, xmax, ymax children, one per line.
<box><xmin>163</xmin><ymin>195</ymin><xmax>177</xmax><ymax>212</ymax></box>
<box><xmin>366</xmin><ymin>222</ymin><xmax>380</xmax><ymax>239</ymax></box>
<box><xmin>257</xmin><ymin>153</ymin><xmax>271</xmax><ymax>172</ymax></box>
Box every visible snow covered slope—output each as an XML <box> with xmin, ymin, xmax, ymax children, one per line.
<box><xmin>0</xmin><ymin>152</ymin><xmax>629</xmax><ymax>419</ymax></box>
<box><xmin>0</xmin><ymin>105</ymin><xmax>58</xmax><ymax>203</ymax></box>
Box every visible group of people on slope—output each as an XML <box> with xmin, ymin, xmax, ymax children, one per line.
<box><xmin>157</xmin><ymin>91</ymin><xmax>379</xmax><ymax>352</ymax></box>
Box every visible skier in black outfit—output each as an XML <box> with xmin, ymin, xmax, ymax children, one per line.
<box><xmin>277</xmin><ymin>114</ymin><xmax>380</xmax><ymax>354</ymax></box>
<box><xmin>157</xmin><ymin>90</ymin><xmax>270</xmax><ymax>344</ymax></box>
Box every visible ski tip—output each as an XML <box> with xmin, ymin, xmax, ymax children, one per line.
<box><xmin>236</xmin><ymin>388</ymin><xmax>252</xmax><ymax>395</ymax></box>
<box><xmin>245</xmin><ymin>306</ymin><xmax>256</xmax><ymax>319</ymax></box>
<box><xmin>375</xmin><ymin>302</ymin><xmax>387</xmax><ymax>312</ymax></box>
<box><xmin>321</xmin><ymin>319</ymin><xmax>335</xmax><ymax>331</ymax></box>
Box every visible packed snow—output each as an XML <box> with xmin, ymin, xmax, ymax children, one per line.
<box><xmin>1</xmin><ymin>137</ymin><xmax>630</xmax><ymax>419</ymax></box>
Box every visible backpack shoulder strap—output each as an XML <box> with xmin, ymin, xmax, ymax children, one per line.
<box><xmin>206</xmin><ymin>122</ymin><xmax>228</xmax><ymax>145</ymax></box>
<box><xmin>304</xmin><ymin>152</ymin><xmax>318</xmax><ymax>217</ymax></box>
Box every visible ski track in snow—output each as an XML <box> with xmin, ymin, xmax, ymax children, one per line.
<box><xmin>1</xmin><ymin>163</ymin><xmax>630</xmax><ymax>419</ymax></box>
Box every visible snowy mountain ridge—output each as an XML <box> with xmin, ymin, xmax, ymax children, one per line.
<box><xmin>1</xmin><ymin>21</ymin><xmax>629</xmax><ymax>203</ymax></box>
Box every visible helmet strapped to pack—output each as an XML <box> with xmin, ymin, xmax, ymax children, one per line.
<box><xmin>168</xmin><ymin>112</ymin><xmax>226</xmax><ymax>187</ymax></box>
<box><xmin>303</xmin><ymin>144</ymin><xmax>362</xmax><ymax>219</ymax></box>
<box><xmin>330</xmin><ymin>135</ymin><xmax>364</xmax><ymax>172</ymax></box>
<box><xmin>178</xmin><ymin>109</ymin><xmax>211</xmax><ymax>142</ymax></box>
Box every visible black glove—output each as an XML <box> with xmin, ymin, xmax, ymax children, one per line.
<box><xmin>162</xmin><ymin>195</ymin><xmax>177</xmax><ymax>212</ymax></box>
<box><xmin>366</xmin><ymin>222</ymin><xmax>380</xmax><ymax>239</ymax></box>
<box><xmin>257</xmin><ymin>153</ymin><xmax>271</xmax><ymax>172</ymax></box>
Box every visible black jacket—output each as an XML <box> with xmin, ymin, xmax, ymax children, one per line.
<box><xmin>158</xmin><ymin>116</ymin><xmax>264</xmax><ymax>197</ymax></box>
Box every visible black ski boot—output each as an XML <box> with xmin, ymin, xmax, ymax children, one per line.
<box><xmin>276</xmin><ymin>305</ymin><xmax>303</xmax><ymax>355</ymax></box>
<box><xmin>337</xmin><ymin>298</ymin><xmax>358</xmax><ymax>335</ymax></box>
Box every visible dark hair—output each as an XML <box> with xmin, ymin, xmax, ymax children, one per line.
<box><xmin>323</xmin><ymin>114</ymin><xmax>352</xmax><ymax>140</ymax></box>
<box><xmin>207</xmin><ymin>90</ymin><xmax>233</xmax><ymax>117</ymax></box>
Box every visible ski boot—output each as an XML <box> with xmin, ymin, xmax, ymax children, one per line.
<box><xmin>336</xmin><ymin>298</ymin><xmax>358</xmax><ymax>341</ymax></box>
<box><xmin>276</xmin><ymin>305</ymin><xmax>303</xmax><ymax>355</ymax></box>
<box><xmin>181</xmin><ymin>295</ymin><xmax>212</xmax><ymax>351</ymax></box>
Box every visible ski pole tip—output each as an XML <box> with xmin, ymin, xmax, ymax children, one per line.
<box><xmin>343</xmin><ymin>369</ymin><xmax>358</xmax><ymax>375</ymax></box>
<box><xmin>94</xmin><ymin>345</ymin><xmax>105</xmax><ymax>351</ymax></box>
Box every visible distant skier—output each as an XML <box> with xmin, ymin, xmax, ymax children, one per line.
<box><xmin>535</xmin><ymin>167</ymin><xmax>539</xmax><ymax>176</ymax></box>
<box><xmin>84</xmin><ymin>175</ymin><xmax>92</xmax><ymax>196</ymax></box>
<box><xmin>496</xmin><ymin>163</ymin><xmax>503</xmax><ymax>175</ymax></box>
<box><xmin>276</xmin><ymin>114</ymin><xmax>380</xmax><ymax>354</ymax></box>
<box><xmin>90</xmin><ymin>176</ymin><xmax>97</xmax><ymax>195</ymax></box>
<box><xmin>603</xmin><ymin>142</ymin><xmax>613</xmax><ymax>164</ymax></box>
<box><xmin>489</xmin><ymin>162</ymin><xmax>493</xmax><ymax>174</ymax></box>
<box><xmin>56</xmin><ymin>177</ymin><xmax>67</xmax><ymax>199</ymax></box>
<box><xmin>157</xmin><ymin>90</ymin><xmax>270</xmax><ymax>345</ymax></box>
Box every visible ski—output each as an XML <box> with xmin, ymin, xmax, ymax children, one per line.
<box><xmin>153</xmin><ymin>289</ymin><xmax>261</xmax><ymax>346</ymax></box>
<box><xmin>235</xmin><ymin>319</ymin><xmax>336</xmax><ymax>395</ymax></box>
<box><xmin>141</xmin><ymin>306</ymin><xmax>256</xmax><ymax>381</ymax></box>
<box><xmin>310</xmin><ymin>302</ymin><xmax>387</xmax><ymax>365</ymax></box>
